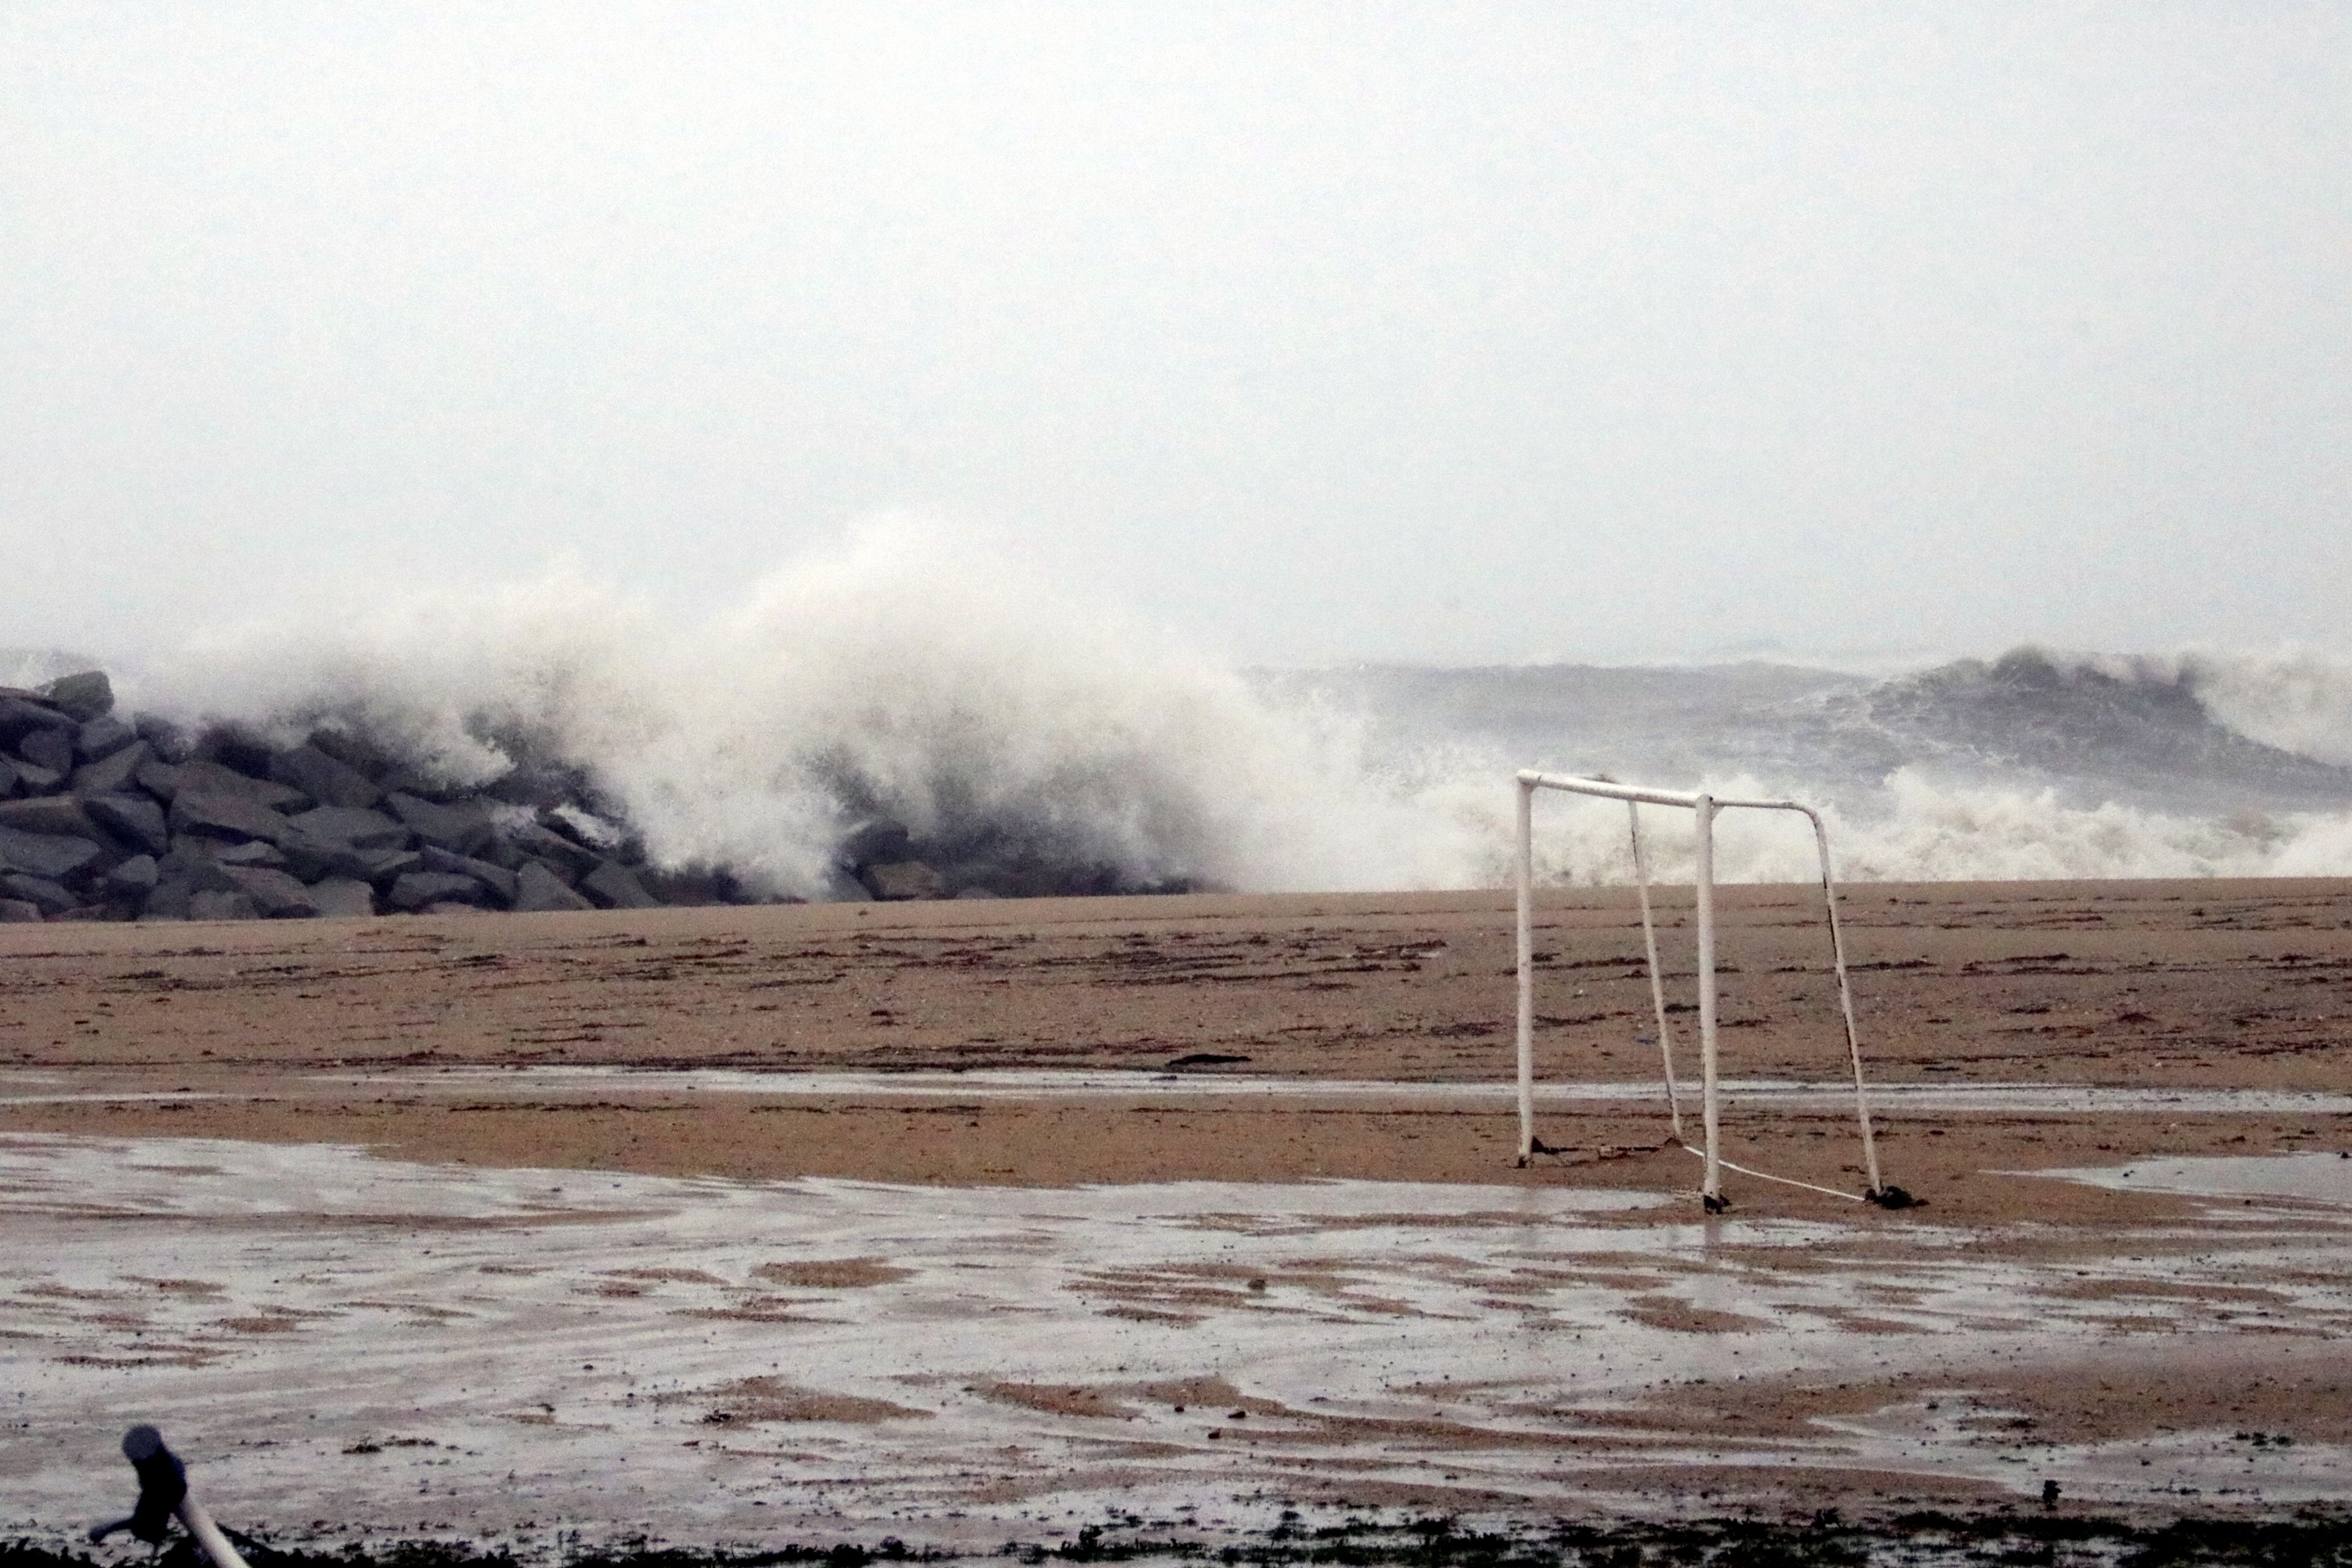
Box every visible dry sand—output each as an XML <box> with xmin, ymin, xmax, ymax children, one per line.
<box><xmin>6</xmin><ymin>877</ymin><xmax>2351</xmax><ymax>1534</ymax></box>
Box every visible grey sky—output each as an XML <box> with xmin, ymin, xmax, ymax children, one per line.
<box><xmin>3</xmin><ymin>3</ymin><xmax>2346</xmax><ymax>668</ymax></box>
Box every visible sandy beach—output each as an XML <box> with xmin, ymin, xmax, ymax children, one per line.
<box><xmin>6</xmin><ymin>878</ymin><xmax>2351</xmax><ymax>1548</ymax></box>
<box><xmin>6</xmin><ymin>878</ymin><xmax>2348</xmax><ymax>1203</ymax></box>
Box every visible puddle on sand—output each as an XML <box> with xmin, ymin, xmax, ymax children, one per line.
<box><xmin>12</xmin><ymin>1065</ymin><xmax>2339</xmax><ymax>1118</ymax></box>
<box><xmin>2032</xmin><ymin>1151</ymin><xmax>2352</xmax><ymax>1206</ymax></box>
<box><xmin>342</xmin><ymin>1066</ymin><xmax>2352</xmax><ymax>1117</ymax></box>
<box><xmin>5</xmin><ymin>1135</ymin><xmax>2352</xmax><ymax>1557</ymax></box>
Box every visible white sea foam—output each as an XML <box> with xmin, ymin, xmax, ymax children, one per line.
<box><xmin>1399</xmin><ymin>761</ymin><xmax>2352</xmax><ymax>888</ymax></box>
<box><xmin>118</xmin><ymin>524</ymin><xmax>1483</xmax><ymax>897</ymax></box>
<box><xmin>48</xmin><ymin>526</ymin><xmax>2352</xmax><ymax>892</ymax></box>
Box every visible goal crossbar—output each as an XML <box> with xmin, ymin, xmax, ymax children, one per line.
<box><xmin>1512</xmin><ymin>769</ymin><xmax>1886</xmax><ymax>1208</ymax></box>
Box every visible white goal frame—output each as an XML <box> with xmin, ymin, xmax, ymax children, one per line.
<box><xmin>1513</xmin><ymin>770</ymin><xmax>1887</xmax><ymax>1210</ymax></box>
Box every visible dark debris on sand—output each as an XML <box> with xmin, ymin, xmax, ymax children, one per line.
<box><xmin>15</xmin><ymin>1510</ymin><xmax>2352</xmax><ymax>1568</ymax></box>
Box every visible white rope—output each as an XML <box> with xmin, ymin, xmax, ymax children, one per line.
<box><xmin>1626</xmin><ymin>801</ymin><xmax>1685</xmax><ymax>1142</ymax></box>
<box><xmin>1676</xmin><ymin>1142</ymin><xmax>1866</xmax><ymax>1204</ymax></box>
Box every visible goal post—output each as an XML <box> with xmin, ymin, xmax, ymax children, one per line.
<box><xmin>1513</xmin><ymin>770</ymin><xmax>1896</xmax><ymax>1211</ymax></box>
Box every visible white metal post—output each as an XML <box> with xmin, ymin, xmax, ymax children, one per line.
<box><xmin>1694</xmin><ymin>792</ymin><xmax>1722</xmax><ymax>1207</ymax></box>
<box><xmin>1807</xmin><ymin>810</ymin><xmax>1885</xmax><ymax>1196</ymax></box>
<box><xmin>1513</xmin><ymin>775</ymin><xmax>1536</xmax><ymax>1163</ymax></box>
<box><xmin>180</xmin><ymin>1498</ymin><xmax>252</xmax><ymax>1568</ymax></box>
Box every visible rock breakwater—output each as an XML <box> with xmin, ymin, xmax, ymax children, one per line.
<box><xmin>0</xmin><ymin>671</ymin><xmax>1162</xmax><ymax>922</ymax></box>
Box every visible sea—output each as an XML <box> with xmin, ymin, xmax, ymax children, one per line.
<box><xmin>12</xmin><ymin>551</ymin><xmax>2352</xmax><ymax>897</ymax></box>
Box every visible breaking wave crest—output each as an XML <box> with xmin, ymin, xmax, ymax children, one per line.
<box><xmin>30</xmin><ymin>531</ymin><xmax>2352</xmax><ymax>894</ymax></box>
<box><xmin>2117</xmin><ymin>649</ymin><xmax>2352</xmax><ymax>770</ymax></box>
<box><xmin>1854</xmin><ymin>646</ymin><xmax>2352</xmax><ymax>798</ymax></box>
<box><xmin>99</xmin><ymin>527</ymin><xmax>1484</xmax><ymax>899</ymax></box>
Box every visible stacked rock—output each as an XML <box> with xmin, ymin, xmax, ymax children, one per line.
<box><xmin>0</xmin><ymin>671</ymin><xmax>737</xmax><ymax>923</ymax></box>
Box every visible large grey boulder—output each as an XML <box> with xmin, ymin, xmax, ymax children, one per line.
<box><xmin>0</xmin><ymin>898</ymin><xmax>41</xmax><ymax>923</ymax></box>
<box><xmin>104</xmin><ymin>856</ymin><xmax>160</xmax><ymax>899</ymax></box>
<box><xmin>287</xmin><ymin>805</ymin><xmax>410</xmax><ymax>851</ymax></box>
<box><xmin>278</xmin><ymin>831</ymin><xmax>367</xmax><ymax>883</ymax></box>
<box><xmin>503</xmin><ymin>819</ymin><xmax>601</xmax><ymax>879</ymax></box>
<box><xmin>140</xmin><ymin>878</ymin><xmax>193</xmax><ymax>920</ymax></box>
<box><xmin>72</xmin><ymin>743</ymin><xmax>149</xmax><ymax>797</ymax></box>
<box><xmin>486</xmin><ymin>762</ymin><xmax>586</xmax><ymax>810</ymax></box>
<box><xmin>85</xmin><ymin>794</ymin><xmax>168</xmax><ymax>854</ymax></box>
<box><xmin>214</xmin><ymin>837</ymin><xmax>289</xmax><ymax>869</ymax></box>
<box><xmin>0</xmin><ymin>795</ymin><xmax>99</xmax><ymax>839</ymax></box>
<box><xmin>9</xmin><ymin>760</ymin><xmax>60</xmax><ymax>795</ymax></box>
<box><xmin>175</xmin><ymin>759</ymin><xmax>309</xmax><ymax>813</ymax></box>
<box><xmin>418</xmin><ymin>845</ymin><xmax>517</xmax><ymax>905</ymax></box>
<box><xmin>279</xmin><ymin>808</ymin><xmax>409</xmax><ymax>881</ymax></box>
<box><xmin>360</xmin><ymin>847</ymin><xmax>424</xmax><ymax>884</ymax></box>
<box><xmin>187</xmin><ymin>889</ymin><xmax>262</xmax><ymax>922</ymax></box>
<box><xmin>156</xmin><ymin>845</ymin><xmax>248</xmax><ymax>896</ymax></box>
<box><xmin>861</xmin><ymin>860</ymin><xmax>947</xmax><ymax>902</ymax></box>
<box><xmin>841</xmin><ymin>818</ymin><xmax>913</xmax><ymax>869</ymax></box>
<box><xmin>221</xmin><ymin>865</ymin><xmax>319</xmax><ymax>918</ymax></box>
<box><xmin>1</xmin><ymin>873</ymin><xmax>75</xmax><ymax>915</ymax></box>
<box><xmin>71</xmin><ymin>741</ymin><xmax>150</xmax><ymax>798</ymax></box>
<box><xmin>269</xmin><ymin>743</ymin><xmax>382</xmax><ymax>810</ymax></box>
<box><xmin>308</xmin><ymin>876</ymin><xmax>375</xmax><ymax>918</ymax></box>
<box><xmin>635</xmin><ymin>864</ymin><xmax>730</xmax><ymax>906</ymax></box>
<box><xmin>304</xmin><ymin>727</ymin><xmax>391</xmax><ymax>778</ymax></box>
<box><xmin>75</xmin><ymin>716</ymin><xmax>137</xmax><ymax>763</ymax></box>
<box><xmin>472</xmin><ymin>836</ymin><xmax>526</xmax><ymax>871</ymax></box>
<box><xmin>387</xmin><ymin>872</ymin><xmax>487</xmax><ymax>911</ymax></box>
<box><xmin>195</xmin><ymin>726</ymin><xmax>278</xmax><ymax>780</ymax></box>
<box><xmin>134</xmin><ymin>755</ymin><xmax>183</xmax><ymax>800</ymax></box>
<box><xmin>512</xmin><ymin>859</ymin><xmax>594</xmax><ymax>912</ymax></box>
<box><xmin>580</xmin><ymin>859</ymin><xmax>658</xmax><ymax>910</ymax></box>
<box><xmin>15</xmin><ymin>726</ymin><xmax>74</xmax><ymax>776</ymax></box>
<box><xmin>170</xmin><ymin>791</ymin><xmax>292</xmax><ymax>846</ymax></box>
<box><xmin>41</xmin><ymin>671</ymin><xmax>113</xmax><ymax>722</ymax></box>
<box><xmin>0</xmin><ymin>759</ymin><xmax>18</xmax><ymax>799</ymax></box>
<box><xmin>132</xmin><ymin>714</ymin><xmax>193</xmax><ymax>764</ymax></box>
<box><xmin>0</xmin><ymin>824</ymin><xmax>104</xmax><ymax>880</ymax></box>
<box><xmin>384</xmin><ymin>792</ymin><xmax>494</xmax><ymax>856</ymax></box>
<box><xmin>0</xmin><ymin>696</ymin><xmax>73</xmax><ymax>747</ymax></box>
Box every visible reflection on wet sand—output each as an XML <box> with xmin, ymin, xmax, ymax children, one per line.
<box><xmin>7</xmin><ymin>1134</ymin><xmax>2352</xmax><ymax>1558</ymax></box>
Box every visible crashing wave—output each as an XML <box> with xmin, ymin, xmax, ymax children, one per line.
<box><xmin>8</xmin><ymin>530</ymin><xmax>2351</xmax><ymax>904</ymax></box>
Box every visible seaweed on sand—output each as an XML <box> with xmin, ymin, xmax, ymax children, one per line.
<box><xmin>12</xmin><ymin>1509</ymin><xmax>2352</xmax><ymax>1568</ymax></box>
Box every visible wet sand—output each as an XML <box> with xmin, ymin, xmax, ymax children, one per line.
<box><xmin>4</xmin><ymin>878</ymin><xmax>2351</xmax><ymax>1543</ymax></box>
<box><xmin>4</xmin><ymin>878</ymin><xmax>2348</xmax><ymax>1215</ymax></box>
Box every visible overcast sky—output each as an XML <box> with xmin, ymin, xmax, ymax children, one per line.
<box><xmin>3</xmin><ymin>3</ymin><xmax>2346</xmax><ymax>669</ymax></box>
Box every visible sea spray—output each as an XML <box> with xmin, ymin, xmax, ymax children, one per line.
<box><xmin>13</xmin><ymin>530</ymin><xmax>2352</xmax><ymax>900</ymax></box>
<box><xmin>101</xmin><ymin>531</ymin><xmax>1488</xmax><ymax>899</ymax></box>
